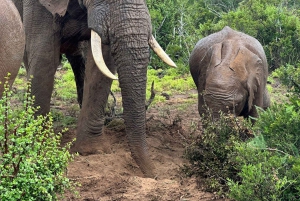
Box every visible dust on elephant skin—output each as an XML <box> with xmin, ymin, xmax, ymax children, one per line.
<box><xmin>189</xmin><ymin>26</ymin><xmax>270</xmax><ymax>120</ymax></box>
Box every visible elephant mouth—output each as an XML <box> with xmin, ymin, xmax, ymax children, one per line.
<box><xmin>90</xmin><ymin>30</ymin><xmax>176</xmax><ymax>80</ymax></box>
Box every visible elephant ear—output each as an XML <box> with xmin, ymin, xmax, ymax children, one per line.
<box><xmin>209</xmin><ymin>43</ymin><xmax>222</xmax><ymax>68</ymax></box>
<box><xmin>230</xmin><ymin>47</ymin><xmax>261</xmax><ymax>112</ymax></box>
<box><xmin>39</xmin><ymin>0</ymin><xmax>69</xmax><ymax>16</ymax></box>
<box><xmin>202</xmin><ymin>43</ymin><xmax>222</xmax><ymax>78</ymax></box>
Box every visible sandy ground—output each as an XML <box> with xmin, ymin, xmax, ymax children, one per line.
<box><xmin>60</xmin><ymin>90</ymin><xmax>226</xmax><ymax>201</ymax></box>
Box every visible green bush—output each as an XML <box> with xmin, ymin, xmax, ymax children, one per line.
<box><xmin>0</xmin><ymin>80</ymin><xmax>77</xmax><ymax>200</ymax></box>
<box><xmin>197</xmin><ymin>0</ymin><xmax>300</xmax><ymax>70</ymax></box>
<box><xmin>275</xmin><ymin>64</ymin><xmax>300</xmax><ymax>95</ymax></box>
<box><xmin>183</xmin><ymin>111</ymin><xmax>252</xmax><ymax>196</ymax></box>
<box><xmin>228</xmin><ymin>139</ymin><xmax>300</xmax><ymax>201</ymax></box>
<box><xmin>228</xmin><ymin>104</ymin><xmax>300</xmax><ymax>200</ymax></box>
<box><xmin>254</xmin><ymin>105</ymin><xmax>300</xmax><ymax>156</ymax></box>
<box><xmin>184</xmin><ymin>107</ymin><xmax>300</xmax><ymax>200</ymax></box>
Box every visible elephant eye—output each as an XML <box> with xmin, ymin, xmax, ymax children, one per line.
<box><xmin>256</xmin><ymin>59</ymin><xmax>262</xmax><ymax>64</ymax></box>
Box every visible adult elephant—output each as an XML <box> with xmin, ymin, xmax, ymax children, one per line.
<box><xmin>15</xmin><ymin>0</ymin><xmax>176</xmax><ymax>178</ymax></box>
<box><xmin>189</xmin><ymin>26</ymin><xmax>270</xmax><ymax>120</ymax></box>
<box><xmin>0</xmin><ymin>0</ymin><xmax>25</xmax><ymax>96</ymax></box>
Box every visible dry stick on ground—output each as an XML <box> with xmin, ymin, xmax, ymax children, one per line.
<box><xmin>109</xmin><ymin>90</ymin><xmax>117</xmax><ymax>118</ymax></box>
<box><xmin>145</xmin><ymin>81</ymin><xmax>155</xmax><ymax>111</ymax></box>
<box><xmin>105</xmin><ymin>81</ymin><xmax>156</xmax><ymax>124</ymax></box>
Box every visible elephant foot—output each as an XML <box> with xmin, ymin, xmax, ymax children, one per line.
<box><xmin>71</xmin><ymin>136</ymin><xmax>102</xmax><ymax>156</ymax></box>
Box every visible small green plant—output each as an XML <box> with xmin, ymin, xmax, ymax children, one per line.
<box><xmin>254</xmin><ymin>105</ymin><xmax>300</xmax><ymax>156</ymax></box>
<box><xmin>54</xmin><ymin>68</ymin><xmax>77</xmax><ymax>102</ymax></box>
<box><xmin>0</xmin><ymin>79</ymin><xmax>77</xmax><ymax>200</ymax></box>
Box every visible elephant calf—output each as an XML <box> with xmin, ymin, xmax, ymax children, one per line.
<box><xmin>189</xmin><ymin>26</ymin><xmax>270</xmax><ymax>120</ymax></box>
<box><xmin>0</xmin><ymin>0</ymin><xmax>25</xmax><ymax>96</ymax></box>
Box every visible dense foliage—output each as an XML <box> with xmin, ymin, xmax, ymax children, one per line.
<box><xmin>183</xmin><ymin>112</ymin><xmax>252</xmax><ymax>195</ymax></box>
<box><xmin>0</xmin><ymin>80</ymin><xmax>76</xmax><ymax>200</ymax></box>
<box><xmin>147</xmin><ymin>0</ymin><xmax>300</xmax><ymax>71</ymax></box>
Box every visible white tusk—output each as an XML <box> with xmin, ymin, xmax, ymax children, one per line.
<box><xmin>91</xmin><ymin>30</ymin><xmax>118</xmax><ymax>80</ymax></box>
<box><xmin>149</xmin><ymin>35</ymin><xmax>177</xmax><ymax>68</ymax></box>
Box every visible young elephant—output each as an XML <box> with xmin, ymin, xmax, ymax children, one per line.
<box><xmin>0</xmin><ymin>0</ymin><xmax>25</xmax><ymax>96</ymax></box>
<box><xmin>189</xmin><ymin>26</ymin><xmax>270</xmax><ymax>120</ymax></box>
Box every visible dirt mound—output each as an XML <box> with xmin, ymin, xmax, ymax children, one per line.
<box><xmin>62</xmin><ymin>91</ymin><xmax>226</xmax><ymax>201</ymax></box>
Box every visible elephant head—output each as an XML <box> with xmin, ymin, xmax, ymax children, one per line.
<box><xmin>20</xmin><ymin>0</ymin><xmax>175</xmax><ymax>178</ymax></box>
<box><xmin>189</xmin><ymin>26</ymin><xmax>269</xmax><ymax>120</ymax></box>
<box><xmin>39</xmin><ymin>0</ymin><xmax>175</xmax><ymax>80</ymax></box>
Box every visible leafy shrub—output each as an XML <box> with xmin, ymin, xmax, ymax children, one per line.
<box><xmin>183</xmin><ymin>110</ymin><xmax>252</xmax><ymax>196</ymax></box>
<box><xmin>228</xmin><ymin>103</ymin><xmax>300</xmax><ymax>201</ymax></box>
<box><xmin>198</xmin><ymin>1</ymin><xmax>300</xmax><ymax>70</ymax></box>
<box><xmin>184</xmin><ymin>98</ymin><xmax>300</xmax><ymax>200</ymax></box>
<box><xmin>254</xmin><ymin>105</ymin><xmax>300</xmax><ymax>155</ymax></box>
<box><xmin>275</xmin><ymin>64</ymin><xmax>300</xmax><ymax>95</ymax></box>
<box><xmin>0</xmin><ymin>80</ymin><xmax>77</xmax><ymax>200</ymax></box>
<box><xmin>228</xmin><ymin>140</ymin><xmax>300</xmax><ymax>201</ymax></box>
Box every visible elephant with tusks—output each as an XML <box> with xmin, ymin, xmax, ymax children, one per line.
<box><xmin>13</xmin><ymin>0</ymin><xmax>176</xmax><ymax>178</ymax></box>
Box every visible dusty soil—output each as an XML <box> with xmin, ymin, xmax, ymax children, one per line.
<box><xmin>60</xmin><ymin>90</ymin><xmax>226</xmax><ymax>201</ymax></box>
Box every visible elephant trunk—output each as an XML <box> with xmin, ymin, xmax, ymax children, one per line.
<box><xmin>116</xmin><ymin>43</ymin><xmax>154</xmax><ymax>177</ymax></box>
<box><xmin>109</xmin><ymin>2</ymin><xmax>154</xmax><ymax>177</ymax></box>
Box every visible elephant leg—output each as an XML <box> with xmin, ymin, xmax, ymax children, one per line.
<box><xmin>65</xmin><ymin>53</ymin><xmax>85</xmax><ymax>108</ymax></box>
<box><xmin>247</xmin><ymin>89</ymin><xmax>265</xmax><ymax>122</ymax></box>
<box><xmin>72</xmin><ymin>43</ymin><xmax>115</xmax><ymax>154</ymax></box>
<box><xmin>198</xmin><ymin>92</ymin><xmax>206</xmax><ymax>117</ymax></box>
<box><xmin>23</xmin><ymin>1</ymin><xmax>61</xmax><ymax>115</ymax></box>
<box><xmin>263</xmin><ymin>88</ymin><xmax>270</xmax><ymax>110</ymax></box>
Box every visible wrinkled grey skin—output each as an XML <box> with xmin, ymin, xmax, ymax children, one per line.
<box><xmin>189</xmin><ymin>26</ymin><xmax>270</xmax><ymax>120</ymax></box>
<box><xmin>0</xmin><ymin>0</ymin><xmax>25</xmax><ymax>96</ymax></box>
<box><xmin>14</xmin><ymin>0</ymin><xmax>155</xmax><ymax>177</ymax></box>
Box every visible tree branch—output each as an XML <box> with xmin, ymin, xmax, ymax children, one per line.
<box><xmin>145</xmin><ymin>81</ymin><xmax>156</xmax><ymax>110</ymax></box>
